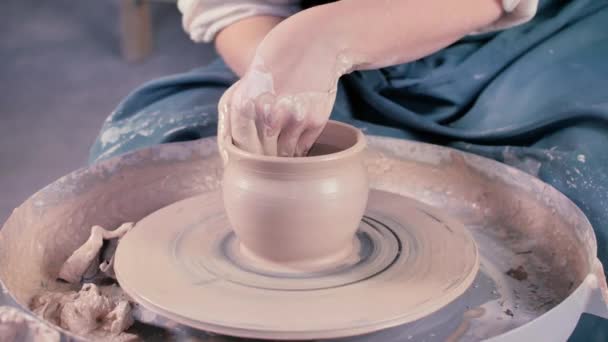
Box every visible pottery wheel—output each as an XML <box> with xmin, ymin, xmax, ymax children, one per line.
<box><xmin>115</xmin><ymin>189</ymin><xmax>479</xmax><ymax>340</ymax></box>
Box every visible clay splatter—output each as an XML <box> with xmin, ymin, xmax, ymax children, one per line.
<box><xmin>506</xmin><ymin>266</ymin><xmax>528</xmax><ymax>281</ymax></box>
<box><xmin>577</xmin><ymin>154</ymin><xmax>586</xmax><ymax>163</ymax></box>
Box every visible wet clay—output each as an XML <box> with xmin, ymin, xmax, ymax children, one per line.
<box><xmin>222</xmin><ymin>120</ymin><xmax>369</xmax><ymax>270</ymax></box>
<box><xmin>114</xmin><ymin>189</ymin><xmax>479</xmax><ymax>340</ymax></box>
<box><xmin>0</xmin><ymin>306</ymin><xmax>60</xmax><ymax>342</ymax></box>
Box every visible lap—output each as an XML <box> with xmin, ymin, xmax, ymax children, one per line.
<box><xmin>88</xmin><ymin>60</ymin><xmax>237</xmax><ymax>163</ymax></box>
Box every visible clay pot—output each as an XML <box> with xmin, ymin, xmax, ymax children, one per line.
<box><xmin>222</xmin><ymin>120</ymin><xmax>368</xmax><ymax>271</ymax></box>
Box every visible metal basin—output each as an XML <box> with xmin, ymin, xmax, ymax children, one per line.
<box><xmin>1</xmin><ymin>136</ymin><xmax>607</xmax><ymax>341</ymax></box>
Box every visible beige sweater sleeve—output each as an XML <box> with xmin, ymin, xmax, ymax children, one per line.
<box><xmin>177</xmin><ymin>0</ymin><xmax>300</xmax><ymax>43</ymax></box>
<box><xmin>475</xmin><ymin>0</ymin><xmax>539</xmax><ymax>33</ymax></box>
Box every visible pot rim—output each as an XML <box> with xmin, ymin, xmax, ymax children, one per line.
<box><xmin>224</xmin><ymin>120</ymin><xmax>366</xmax><ymax>165</ymax></box>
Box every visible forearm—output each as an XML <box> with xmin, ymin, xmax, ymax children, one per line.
<box><xmin>263</xmin><ymin>0</ymin><xmax>504</xmax><ymax>77</ymax></box>
<box><xmin>215</xmin><ymin>15</ymin><xmax>284</xmax><ymax>77</ymax></box>
<box><xmin>332</xmin><ymin>0</ymin><xmax>504</xmax><ymax>70</ymax></box>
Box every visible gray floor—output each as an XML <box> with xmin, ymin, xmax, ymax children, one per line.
<box><xmin>0</xmin><ymin>0</ymin><xmax>217</xmax><ymax>222</ymax></box>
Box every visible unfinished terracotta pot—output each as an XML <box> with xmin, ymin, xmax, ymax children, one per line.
<box><xmin>221</xmin><ymin>120</ymin><xmax>368</xmax><ymax>270</ymax></box>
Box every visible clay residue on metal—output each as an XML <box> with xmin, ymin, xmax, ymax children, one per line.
<box><xmin>0</xmin><ymin>306</ymin><xmax>60</xmax><ymax>342</ymax></box>
<box><xmin>506</xmin><ymin>265</ymin><xmax>528</xmax><ymax>281</ymax></box>
<box><xmin>365</xmin><ymin>141</ymin><xmax>589</xmax><ymax>301</ymax></box>
<box><xmin>445</xmin><ymin>307</ymin><xmax>485</xmax><ymax>342</ymax></box>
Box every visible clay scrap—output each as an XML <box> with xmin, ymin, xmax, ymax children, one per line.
<box><xmin>31</xmin><ymin>280</ymin><xmax>137</xmax><ymax>341</ymax></box>
<box><xmin>506</xmin><ymin>266</ymin><xmax>528</xmax><ymax>281</ymax></box>
<box><xmin>58</xmin><ymin>223</ymin><xmax>134</xmax><ymax>283</ymax></box>
<box><xmin>28</xmin><ymin>222</ymin><xmax>138</xmax><ymax>341</ymax></box>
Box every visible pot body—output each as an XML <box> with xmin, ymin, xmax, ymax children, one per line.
<box><xmin>222</xmin><ymin>121</ymin><xmax>368</xmax><ymax>269</ymax></box>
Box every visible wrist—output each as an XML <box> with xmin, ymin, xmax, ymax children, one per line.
<box><xmin>215</xmin><ymin>16</ymin><xmax>284</xmax><ymax>77</ymax></box>
<box><xmin>251</xmin><ymin>4</ymin><xmax>351</xmax><ymax>93</ymax></box>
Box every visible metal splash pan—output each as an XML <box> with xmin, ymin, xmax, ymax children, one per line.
<box><xmin>1</xmin><ymin>136</ymin><xmax>607</xmax><ymax>341</ymax></box>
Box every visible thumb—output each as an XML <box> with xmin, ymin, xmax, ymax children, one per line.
<box><xmin>217</xmin><ymin>83</ymin><xmax>237</xmax><ymax>165</ymax></box>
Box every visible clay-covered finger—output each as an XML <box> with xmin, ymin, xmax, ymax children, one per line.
<box><xmin>230</xmin><ymin>97</ymin><xmax>264</xmax><ymax>154</ymax></box>
<box><xmin>217</xmin><ymin>86</ymin><xmax>234</xmax><ymax>140</ymax></box>
<box><xmin>217</xmin><ymin>85</ymin><xmax>237</xmax><ymax>163</ymax></box>
<box><xmin>254</xmin><ymin>93</ymin><xmax>280</xmax><ymax>156</ymax></box>
<box><xmin>268</xmin><ymin>96</ymin><xmax>300</xmax><ymax>157</ymax></box>
<box><xmin>295</xmin><ymin>122</ymin><xmax>326</xmax><ymax>157</ymax></box>
<box><xmin>277</xmin><ymin>115</ymin><xmax>309</xmax><ymax>157</ymax></box>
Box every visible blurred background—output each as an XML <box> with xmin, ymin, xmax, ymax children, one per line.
<box><xmin>0</xmin><ymin>0</ymin><xmax>217</xmax><ymax>222</ymax></box>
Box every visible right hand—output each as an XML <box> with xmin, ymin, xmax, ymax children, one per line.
<box><xmin>218</xmin><ymin>18</ymin><xmax>349</xmax><ymax>159</ymax></box>
<box><xmin>218</xmin><ymin>72</ymin><xmax>337</xmax><ymax>159</ymax></box>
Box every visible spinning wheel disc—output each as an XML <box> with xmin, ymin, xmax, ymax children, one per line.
<box><xmin>115</xmin><ymin>190</ymin><xmax>479</xmax><ymax>340</ymax></box>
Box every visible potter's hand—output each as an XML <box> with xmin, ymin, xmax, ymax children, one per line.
<box><xmin>218</xmin><ymin>14</ymin><xmax>349</xmax><ymax>157</ymax></box>
<box><xmin>219</xmin><ymin>74</ymin><xmax>336</xmax><ymax>157</ymax></box>
<box><xmin>218</xmin><ymin>0</ymin><xmax>510</xmax><ymax>158</ymax></box>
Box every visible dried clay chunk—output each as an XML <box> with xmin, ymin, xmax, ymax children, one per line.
<box><xmin>30</xmin><ymin>284</ymin><xmax>138</xmax><ymax>341</ymax></box>
<box><xmin>58</xmin><ymin>222</ymin><xmax>134</xmax><ymax>283</ymax></box>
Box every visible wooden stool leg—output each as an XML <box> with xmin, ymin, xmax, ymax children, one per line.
<box><xmin>119</xmin><ymin>0</ymin><xmax>153</xmax><ymax>62</ymax></box>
